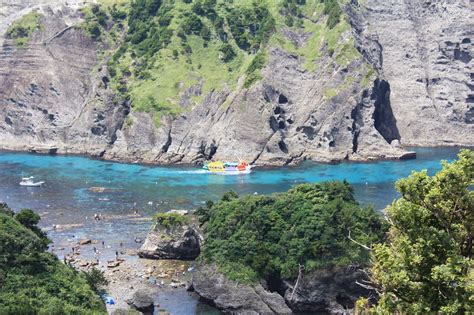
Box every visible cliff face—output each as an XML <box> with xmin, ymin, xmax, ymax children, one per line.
<box><xmin>349</xmin><ymin>0</ymin><xmax>473</xmax><ymax>147</ymax></box>
<box><xmin>0</xmin><ymin>1</ymin><xmax>471</xmax><ymax>165</ymax></box>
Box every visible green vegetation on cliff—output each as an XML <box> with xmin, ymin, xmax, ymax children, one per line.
<box><xmin>196</xmin><ymin>182</ymin><xmax>387</xmax><ymax>283</ymax></box>
<box><xmin>0</xmin><ymin>204</ymin><xmax>106</xmax><ymax>315</ymax></box>
<box><xmin>82</xmin><ymin>0</ymin><xmax>363</xmax><ymax>125</ymax></box>
<box><xmin>6</xmin><ymin>11</ymin><xmax>43</xmax><ymax>46</ymax></box>
<box><xmin>359</xmin><ymin>149</ymin><xmax>474</xmax><ymax>314</ymax></box>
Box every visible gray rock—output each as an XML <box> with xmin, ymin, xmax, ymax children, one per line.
<box><xmin>126</xmin><ymin>289</ymin><xmax>154</xmax><ymax>315</ymax></box>
<box><xmin>138</xmin><ymin>222</ymin><xmax>202</xmax><ymax>260</ymax></box>
<box><xmin>284</xmin><ymin>266</ymin><xmax>372</xmax><ymax>314</ymax></box>
<box><xmin>346</xmin><ymin>0</ymin><xmax>473</xmax><ymax>148</ymax></box>
<box><xmin>0</xmin><ymin>1</ymin><xmax>471</xmax><ymax>165</ymax></box>
<box><xmin>190</xmin><ymin>264</ymin><xmax>292</xmax><ymax>314</ymax></box>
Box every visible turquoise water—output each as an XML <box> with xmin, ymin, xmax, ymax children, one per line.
<box><xmin>0</xmin><ymin>147</ymin><xmax>462</xmax><ymax>216</ymax></box>
<box><xmin>0</xmin><ymin>147</ymin><xmax>465</xmax><ymax>313</ymax></box>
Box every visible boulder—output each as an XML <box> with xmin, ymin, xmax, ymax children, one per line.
<box><xmin>126</xmin><ymin>289</ymin><xmax>155</xmax><ymax>315</ymax></box>
<box><xmin>189</xmin><ymin>264</ymin><xmax>292</xmax><ymax>314</ymax></box>
<box><xmin>78</xmin><ymin>238</ymin><xmax>92</xmax><ymax>245</ymax></box>
<box><xmin>283</xmin><ymin>266</ymin><xmax>372</xmax><ymax>314</ymax></box>
<box><xmin>138</xmin><ymin>222</ymin><xmax>202</xmax><ymax>260</ymax></box>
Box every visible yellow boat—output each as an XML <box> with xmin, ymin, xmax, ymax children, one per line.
<box><xmin>203</xmin><ymin>161</ymin><xmax>252</xmax><ymax>174</ymax></box>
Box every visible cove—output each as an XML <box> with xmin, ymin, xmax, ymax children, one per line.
<box><xmin>0</xmin><ymin>147</ymin><xmax>465</xmax><ymax>313</ymax></box>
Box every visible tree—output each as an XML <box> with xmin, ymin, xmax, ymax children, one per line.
<box><xmin>83</xmin><ymin>268</ymin><xmax>109</xmax><ymax>293</ymax></box>
<box><xmin>14</xmin><ymin>209</ymin><xmax>49</xmax><ymax>247</ymax></box>
<box><xmin>364</xmin><ymin>149</ymin><xmax>473</xmax><ymax>314</ymax></box>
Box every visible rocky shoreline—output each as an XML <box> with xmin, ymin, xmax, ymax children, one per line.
<box><xmin>0</xmin><ymin>145</ymin><xmax>417</xmax><ymax>167</ymax></box>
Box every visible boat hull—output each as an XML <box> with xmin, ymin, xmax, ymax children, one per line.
<box><xmin>205</xmin><ymin>166</ymin><xmax>252</xmax><ymax>175</ymax></box>
<box><xmin>20</xmin><ymin>181</ymin><xmax>44</xmax><ymax>187</ymax></box>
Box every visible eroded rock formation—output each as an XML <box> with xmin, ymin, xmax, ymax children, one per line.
<box><xmin>0</xmin><ymin>1</ymin><xmax>471</xmax><ymax>165</ymax></box>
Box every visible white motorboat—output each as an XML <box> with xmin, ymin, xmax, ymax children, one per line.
<box><xmin>19</xmin><ymin>177</ymin><xmax>45</xmax><ymax>187</ymax></box>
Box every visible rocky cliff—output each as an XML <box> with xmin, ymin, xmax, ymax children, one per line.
<box><xmin>0</xmin><ymin>0</ymin><xmax>472</xmax><ymax>165</ymax></box>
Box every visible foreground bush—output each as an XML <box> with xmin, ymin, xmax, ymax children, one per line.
<box><xmin>0</xmin><ymin>204</ymin><xmax>106</xmax><ymax>314</ymax></box>
<box><xmin>361</xmin><ymin>149</ymin><xmax>473</xmax><ymax>314</ymax></box>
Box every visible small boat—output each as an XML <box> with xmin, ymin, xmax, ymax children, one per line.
<box><xmin>203</xmin><ymin>160</ymin><xmax>253</xmax><ymax>175</ymax></box>
<box><xmin>19</xmin><ymin>176</ymin><xmax>45</xmax><ymax>187</ymax></box>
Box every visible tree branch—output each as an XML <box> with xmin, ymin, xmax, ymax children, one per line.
<box><xmin>348</xmin><ymin>230</ymin><xmax>371</xmax><ymax>251</ymax></box>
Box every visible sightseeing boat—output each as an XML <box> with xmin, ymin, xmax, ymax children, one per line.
<box><xmin>203</xmin><ymin>161</ymin><xmax>252</xmax><ymax>174</ymax></box>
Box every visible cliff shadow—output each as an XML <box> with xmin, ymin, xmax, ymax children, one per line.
<box><xmin>372</xmin><ymin>80</ymin><xmax>400</xmax><ymax>144</ymax></box>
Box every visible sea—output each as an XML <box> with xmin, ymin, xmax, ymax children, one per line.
<box><xmin>0</xmin><ymin>147</ymin><xmax>465</xmax><ymax>313</ymax></box>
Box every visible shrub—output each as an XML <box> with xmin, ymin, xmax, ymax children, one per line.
<box><xmin>227</xmin><ymin>3</ymin><xmax>275</xmax><ymax>52</ymax></box>
<box><xmin>322</xmin><ymin>0</ymin><xmax>342</xmax><ymax>29</ymax></box>
<box><xmin>154</xmin><ymin>213</ymin><xmax>189</xmax><ymax>229</ymax></box>
<box><xmin>244</xmin><ymin>51</ymin><xmax>266</xmax><ymax>88</ymax></box>
<box><xmin>6</xmin><ymin>11</ymin><xmax>42</xmax><ymax>46</ymax></box>
<box><xmin>219</xmin><ymin>43</ymin><xmax>236</xmax><ymax>62</ymax></box>
<box><xmin>181</xmin><ymin>13</ymin><xmax>204</xmax><ymax>35</ymax></box>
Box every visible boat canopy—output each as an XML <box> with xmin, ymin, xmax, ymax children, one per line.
<box><xmin>207</xmin><ymin>161</ymin><xmax>225</xmax><ymax>172</ymax></box>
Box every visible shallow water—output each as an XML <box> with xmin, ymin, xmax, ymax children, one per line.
<box><xmin>0</xmin><ymin>147</ymin><xmax>465</xmax><ymax>313</ymax></box>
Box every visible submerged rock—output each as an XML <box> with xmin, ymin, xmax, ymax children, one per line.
<box><xmin>189</xmin><ymin>264</ymin><xmax>292</xmax><ymax>314</ymax></box>
<box><xmin>138</xmin><ymin>221</ymin><xmax>202</xmax><ymax>260</ymax></box>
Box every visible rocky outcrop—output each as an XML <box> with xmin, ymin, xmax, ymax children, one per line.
<box><xmin>138</xmin><ymin>222</ymin><xmax>202</xmax><ymax>260</ymax></box>
<box><xmin>284</xmin><ymin>266</ymin><xmax>372</xmax><ymax>314</ymax></box>
<box><xmin>189</xmin><ymin>264</ymin><xmax>292</xmax><ymax>314</ymax></box>
<box><xmin>0</xmin><ymin>2</ymin><xmax>129</xmax><ymax>158</ymax></box>
<box><xmin>347</xmin><ymin>0</ymin><xmax>473</xmax><ymax>147</ymax></box>
<box><xmin>0</xmin><ymin>1</ymin><xmax>471</xmax><ymax>165</ymax></box>
<box><xmin>190</xmin><ymin>264</ymin><xmax>372</xmax><ymax>314</ymax></box>
<box><xmin>126</xmin><ymin>289</ymin><xmax>154</xmax><ymax>315</ymax></box>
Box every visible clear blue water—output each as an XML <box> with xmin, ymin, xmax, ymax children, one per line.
<box><xmin>0</xmin><ymin>147</ymin><xmax>465</xmax><ymax>314</ymax></box>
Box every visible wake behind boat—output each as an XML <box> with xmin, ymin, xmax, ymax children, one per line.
<box><xmin>20</xmin><ymin>176</ymin><xmax>45</xmax><ymax>187</ymax></box>
<box><xmin>203</xmin><ymin>161</ymin><xmax>253</xmax><ymax>175</ymax></box>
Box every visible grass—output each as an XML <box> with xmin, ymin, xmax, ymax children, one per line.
<box><xmin>362</xmin><ymin>64</ymin><xmax>376</xmax><ymax>88</ymax></box>
<box><xmin>324</xmin><ymin>88</ymin><xmax>338</xmax><ymax>99</ymax></box>
<box><xmin>6</xmin><ymin>11</ymin><xmax>42</xmax><ymax>46</ymax></box>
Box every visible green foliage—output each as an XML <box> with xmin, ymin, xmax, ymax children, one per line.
<box><xmin>14</xmin><ymin>209</ymin><xmax>50</xmax><ymax>248</ymax></box>
<box><xmin>6</xmin><ymin>11</ymin><xmax>42</xmax><ymax>46</ymax></box>
<box><xmin>101</xmin><ymin>0</ymin><xmax>280</xmax><ymax>121</ymax></box>
<box><xmin>0</xmin><ymin>203</ymin><xmax>14</xmax><ymax>217</ymax></box>
<box><xmin>95</xmin><ymin>0</ymin><xmax>357</xmax><ymax>120</ymax></box>
<box><xmin>154</xmin><ymin>212</ymin><xmax>189</xmax><ymax>229</ymax></box>
<box><xmin>219</xmin><ymin>43</ymin><xmax>236</xmax><ymax>62</ymax></box>
<box><xmin>321</xmin><ymin>0</ymin><xmax>342</xmax><ymax>29</ymax></box>
<box><xmin>244</xmin><ymin>51</ymin><xmax>266</xmax><ymax>88</ymax></box>
<box><xmin>197</xmin><ymin>182</ymin><xmax>387</xmax><ymax>283</ymax></box>
<box><xmin>227</xmin><ymin>3</ymin><xmax>275</xmax><ymax>52</ymax></box>
<box><xmin>83</xmin><ymin>268</ymin><xmax>109</xmax><ymax>293</ymax></box>
<box><xmin>366</xmin><ymin>149</ymin><xmax>474</xmax><ymax>314</ymax></box>
<box><xmin>0</xmin><ymin>210</ymin><xmax>105</xmax><ymax>314</ymax></box>
<box><xmin>180</xmin><ymin>13</ymin><xmax>204</xmax><ymax>35</ymax></box>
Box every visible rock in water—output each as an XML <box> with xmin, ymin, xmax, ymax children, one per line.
<box><xmin>138</xmin><ymin>222</ymin><xmax>202</xmax><ymax>260</ymax></box>
<box><xmin>284</xmin><ymin>267</ymin><xmax>372</xmax><ymax>314</ymax></box>
<box><xmin>126</xmin><ymin>289</ymin><xmax>154</xmax><ymax>315</ymax></box>
<box><xmin>78</xmin><ymin>238</ymin><xmax>92</xmax><ymax>245</ymax></box>
<box><xmin>189</xmin><ymin>264</ymin><xmax>292</xmax><ymax>314</ymax></box>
